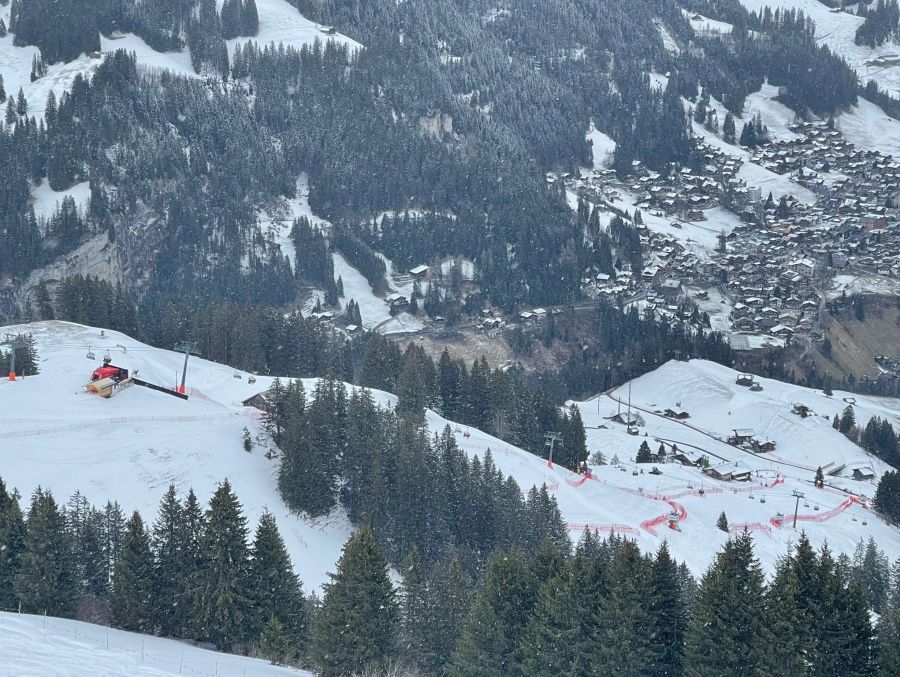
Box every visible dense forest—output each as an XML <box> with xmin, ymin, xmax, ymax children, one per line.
<box><xmin>4</xmin><ymin>472</ymin><xmax>900</xmax><ymax>675</ymax></box>
<box><xmin>0</xmin><ymin>0</ymin><xmax>872</xmax><ymax>315</ymax></box>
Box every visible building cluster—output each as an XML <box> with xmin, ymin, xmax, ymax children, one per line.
<box><xmin>555</xmin><ymin>119</ymin><xmax>900</xmax><ymax>355</ymax></box>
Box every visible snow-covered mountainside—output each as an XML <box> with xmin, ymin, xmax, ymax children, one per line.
<box><xmin>0</xmin><ymin>611</ymin><xmax>310</xmax><ymax>677</ymax></box>
<box><xmin>3</xmin><ymin>321</ymin><xmax>899</xmax><ymax>585</ymax></box>
<box><xmin>739</xmin><ymin>0</ymin><xmax>900</xmax><ymax>95</ymax></box>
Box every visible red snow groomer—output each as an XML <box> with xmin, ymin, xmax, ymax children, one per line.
<box><xmin>85</xmin><ymin>360</ymin><xmax>133</xmax><ymax>398</ymax></box>
<box><xmin>91</xmin><ymin>364</ymin><xmax>129</xmax><ymax>383</ymax></box>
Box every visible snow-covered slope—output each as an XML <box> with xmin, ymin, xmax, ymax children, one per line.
<box><xmin>738</xmin><ymin>0</ymin><xmax>900</xmax><ymax>96</ymax></box>
<box><xmin>0</xmin><ymin>321</ymin><xmax>352</xmax><ymax>592</ymax></box>
<box><xmin>0</xmin><ymin>611</ymin><xmax>310</xmax><ymax>677</ymax></box>
<box><xmin>0</xmin><ymin>0</ymin><xmax>357</xmax><ymax>121</ymax></box>
<box><xmin>3</xmin><ymin>322</ymin><xmax>899</xmax><ymax>584</ymax></box>
<box><xmin>571</xmin><ymin>359</ymin><xmax>900</xmax><ymax>573</ymax></box>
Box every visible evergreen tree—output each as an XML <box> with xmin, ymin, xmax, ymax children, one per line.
<box><xmin>684</xmin><ymin>532</ymin><xmax>771</xmax><ymax>676</ymax></box>
<box><xmin>452</xmin><ymin>548</ymin><xmax>537</xmax><ymax>676</ymax></box>
<box><xmin>176</xmin><ymin>489</ymin><xmax>205</xmax><ymax>639</ymax></box>
<box><xmin>723</xmin><ymin>111</ymin><xmax>736</xmax><ymax>144</ymax></box>
<box><xmin>593</xmin><ymin>540</ymin><xmax>657</xmax><ymax>675</ymax></box>
<box><xmin>649</xmin><ymin>541</ymin><xmax>687</xmax><ymax>677</ymax></box>
<box><xmin>151</xmin><ymin>485</ymin><xmax>184</xmax><ymax>637</ymax></box>
<box><xmin>198</xmin><ymin>481</ymin><xmax>251</xmax><ymax>650</ymax></box>
<box><xmin>313</xmin><ymin>526</ymin><xmax>399</xmax><ymax>677</ymax></box>
<box><xmin>840</xmin><ymin>405</ymin><xmax>856</xmax><ymax>434</ymax></box>
<box><xmin>423</xmin><ymin>552</ymin><xmax>471</xmax><ymax>674</ymax></box>
<box><xmin>111</xmin><ymin>511</ymin><xmax>154</xmax><ymax>632</ymax></box>
<box><xmin>399</xmin><ymin>547</ymin><xmax>429</xmax><ymax>670</ymax></box>
<box><xmin>636</xmin><ymin>440</ymin><xmax>653</xmax><ymax>463</ymax></box>
<box><xmin>875</xmin><ymin>470</ymin><xmax>900</xmax><ymax>523</ymax></box>
<box><xmin>249</xmin><ymin>512</ymin><xmax>306</xmax><ymax>657</ymax></box>
<box><xmin>0</xmin><ymin>477</ymin><xmax>26</xmax><ymax>611</ymax></box>
<box><xmin>717</xmin><ymin>511</ymin><xmax>729</xmax><ymax>532</ymax></box>
<box><xmin>15</xmin><ymin>488</ymin><xmax>77</xmax><ymax>617</ymax></box>
<box><xmin>259</xmin><ymin>615</ymin><xmax>291</xmax><ymax>665</ymax></box>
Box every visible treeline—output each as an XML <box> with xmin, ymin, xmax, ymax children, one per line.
<box><xmin>536</xmin><ymin>302</ymin><xmax>734</xmax><ymax>400</ymax></box>
<box><xmin>331</xmin><ymin>225</ymin><xmax>387</xmax><ymax>293</ymax></box>
<box><xmin>269</xmin><ymin>378</ymin><xmax>573</xmax><ymax>574</ymax></box>
<box><xmin>0</xmin><ymin>478</ymin><xmax>306</xmax><ymax>657</ymax></box>
<box><xmin>10</xmin><ymin>0</ymin><xmax>259</xmax><ymax>69</ymax></box>
<box><xmin>856</xmin><ymin>0</ymin><xmax>900</xmax><ymax>47</ymax></box>
<box><xmin>290</xmin><ymin>217</ymin><xmax>337</xmax><ymax>304</ymax></box>
<box><xmin>282</xmin><ymin>519</ymin><xmax>900</xmax><ymax>675</ymax></box>
<box><xmin>0</xmin><ymin>332</ymin><xmax>39</xmax><ymax>376</ymax></box>
<box><xmin>876</xmin><ymin>470</ymin><xmax>900</xmax><ymax>523</ymax></box>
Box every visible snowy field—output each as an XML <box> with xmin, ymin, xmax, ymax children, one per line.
<box><xmin>0</xmin><ymin>612</ymin><xmax>310</xmax><ymax>677</ymax></box>
<box><xmin>829</xmin><ymin>273</ymin><xmax>900</xmax><ymax>299</ymax></box>
<box><xmin>3</xmin><ymin>322</ymin><xmax>900</xmax><ymax>585</ymax></box>
<box><xmin>221</xmin><ymin>0</ymin><xmax>361</xmax><ymax>58</ymax></box>
<box><xmin>30</xmin><ymin>180</ymin><xmax>91</xmax><ymax>222</ymax></box>
<box><xmin>586</xmin><ymin>122</ymin><xmax>616</xmax><ymax>169</ymax></box>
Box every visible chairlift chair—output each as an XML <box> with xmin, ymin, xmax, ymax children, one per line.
<box><xmin>760</xmin><ymin>496</ymin><xmax>766</xmax><ymax>503</ymax></box>
<box><xmin>814</xmin><ymin>505</ymin><xmax>820</xmax><ymax>511</ymax></box>
<box><xmin>86</xmin><ymin>347</ymin><xmax>95</xmax><ymax>360</ymax></box>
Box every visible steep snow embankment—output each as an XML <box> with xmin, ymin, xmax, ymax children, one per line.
<box><xmin>0</xmin><ymin>611</ymin><xmax>310</xmax><ymax>677</ymax></box>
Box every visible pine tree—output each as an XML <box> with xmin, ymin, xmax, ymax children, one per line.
<box><xmin>518</xmin><ymin>569</ymin><xmax>581</xmax><ymax>676</ymax></box>
<box><xmin>717</xmin><ymin>511</ymin><xmax>729</xmax><ymax>532</ymax></box>
<box><xmin>249</xmin><ymin>512</ymin><xmax>306</xmax><ymax>657</ymax></box>
<box><xmin>878</xmin><ymin>558</ymin><xmax>900</xmax><ymax>676</ymax></box>
<box><xmin>399</xmin><ymin>547</ymin><xmax>429</xmax><ymax>670</ymax></box>
<box><xmin>151</xmin><ymin>485</ymin><xmax>184</xmax><ymax>637</ymax></box>
<box><xmin>419</xmin><ymin>553</ymin><xmax>470</xmax><ymax>673</ymax></box>
<box><xmin>198</xmin><ymin>481</ymin><xmax>251</xmax><ymax>650</ymax></box>
<box><xmin>684</xmin><ymin>531</ymin><xmax>772</xmax><ymax>676</ymax></box>
<box><xmin>593</xmin><ymin>540</ymin><xmax>657</xmax><ymax>675</ymax></box>
<box><xmin>840</xmin><ymin>405</ymin><xmax>856</xmax><ymax>434</ymax></box>
<box><xmin>176</xmin><ymin>489</ymin><xmax>205</xmax><ymax>639</ymax></box>
<box><xmin>15</xmin><ymin>488</ymin><xmax>77</xmax><ymax>617</ymax></box>
<box><xmin>649</xmin><ymin>541</ymin><xmax>686</xmax><ymax>677</ymax></box>
<box><xmin>111</xmin><ymin>512</ymin><xmax>154</xmax><ymax>632</ymax></box>
<box><xmin>815</xmin><ymin>466</ymin><xmax>825</xmax><ymax>488</ymax></box>
<box><xmin>15</xmin><ymin>88</ymin><xmax>26</xmax><ymax>117</ymax></box>
<box><xmin>241</xmin><ymin>0</ymin><xmax>258</xmax><ymax>35</ymax></box>
<box><xmin>313</xmin><ymin>526</ymin><xmax>399</xmax><ymax>677</ymax></box>
<box><xmin>452</xmin><ymin>548</ymin><xmax>537</xmax><ymax>676</ymax></box>
<box><xmin>259</xmin><ymin>615</ymin><xmax>291</xmax><ymax>665</ymax></box>
<box><xmin>0</xmin><ymin>477</ymin><xmax>26</xmax><ymax>610</ymax></box>
<box><xmin>636</xmin><ymin>440</ymin><xmax>653</xmax><ymax>463</ymax></box>
<box><xmin>221</xmin><ymin>0</ymin><xmax>242</xmax><ymax>39</ymax></box>
<box><xmin>723</xmin><ymin>112</ymin><xmax>736</xmax><ymax>144</ymax></box>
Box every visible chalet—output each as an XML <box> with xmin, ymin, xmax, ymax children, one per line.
<box><xmin>611</xmin><ymin>411</ymin><xmax>640</xmax><ymax>426</ymax></box>
<box><xmin>728</xmin><ymin>428</ymin><xmax>755</xmax><ymax>445</ymax></box>
<box><xmin>752</xmin><ymin>439</ymin><xmax>777</xmax><ymax>453</ymax></box>
<box><xmin>664</xmin><ymin>406</ymin><xmax>690</xmax><ymax>419</ymax></box>
<box><xmin>672</xmin><ymin>451</ymin><xmax>706</xmax><ymax>467</ymax></box>
<box><xmin>659</xmin><ymin>278</ymin><xmax>683</xmax><ymax>300</ymax></box>
<box><xmin>409</xmin><ymin>264</ymin><xmax>429</xmax><ymax>279</ymax></box>
<box><xmin>703</xmin><ymin>462</ymin><xmax>752</xmax><ymax>482</ymax></box>
<box><xmin>852</xmin><ymin>466</ymin><xmax>876</xmax><ymax>481</ymax></box>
